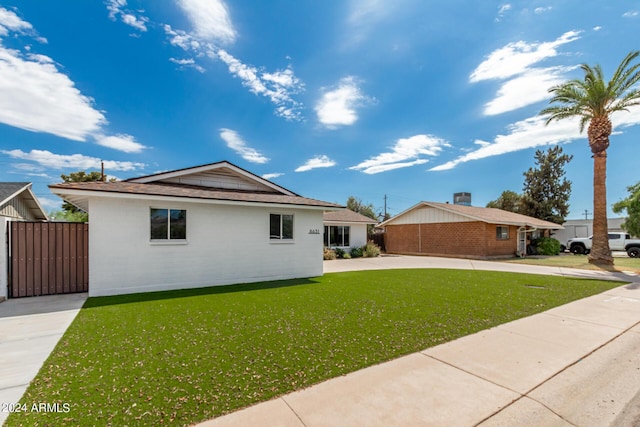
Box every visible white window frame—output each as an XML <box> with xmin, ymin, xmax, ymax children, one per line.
<box><xmin>324</xmin><ymin>225</ymin><xmax>351</xmax><ymax>247</ymax></box>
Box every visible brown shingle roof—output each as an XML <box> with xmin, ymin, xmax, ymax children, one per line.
<box><xmin>381</xmin><ymin>201</ymin><xmax>562</xmax><ymax>229</ymax></box>
<box><xmin>49</xmin><ymin>181</ymin><xmax>342</xmax><ymax>209</ymax></box>
<box><xmin>323</xmin><ymin>209</ymin><xmax>378</xmax><ymax>223</ymax></box>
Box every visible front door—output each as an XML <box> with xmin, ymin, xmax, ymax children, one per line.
<box><xmin>518</xmin><ymin>228</ymin><xmax>527</xmax><ymax>256</ymax></box>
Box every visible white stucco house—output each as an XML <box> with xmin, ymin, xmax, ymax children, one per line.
<box><xmin>323</xmin><ymin>209</ymin><xmax>378</xmax><ymax>249</ymax></box>
<box><xmin>0</xmin><ymin>182</ymin><xmax>48</xmax><ymax>301</ymax></box>
<box><xmin>49</xmin><ymin>161</ymin><xmax>342</xmax><ymax>297</ymax></box>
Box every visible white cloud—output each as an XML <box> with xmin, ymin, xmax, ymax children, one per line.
<box><xmin>593</xmin><ymin>26</ymin><xmax>602</xmax><ymax>31</ymax></box>
<box><xmin>483</xmin><ymin>66</ymin><xmax>574</xmax><ymax>115</ymax></box>
<box><xmin>2</xmin><ymin>149</ymin><xmax>145</xmax><ymax>171</ymax></box>
<box><xmin>346</xmin><ymin>0</ymin><xmax>394</xmax><ymax>46</ymax></box>
<box><xmin>470</xmin><ymin>31</ymin><xmax>581</xmax><ymax>83</ymax></box>
<box><xmin>295</xmin><ymin>155</ymin><xmax>336</xmax><ymax>172</ymax></box>
<box><xmin>315</xmin><ymin>76</ymin><xmax>370</xmax><ymax>128</ymax></box>
<box><xmin>121</xmin><ymin>13</ymin><xmax>149</xmax><ymax>32</ymax></box>
<box><xmin>95</xmin><ymin>134</ymin><xmax>147</xmax><ymax>153</ymax></box>
<box><xmin>348</xmin><ymin>0</ymin><xmax>388</xmax><ymax>24</ymax></box>
<box><xmin>0</xmin><ymin>45</ymin><xmax>106</xmax><ymax>141</ymax></box>
<box><xmin>350</xmin><ymin>134</ymin><xmax>450</xmax><ymax>174</ymax></box>
<box><xmin>105</xmin><ymin>0</ymin><xmax>149</xmax><ymax>32</ymax></box>
<box><xmin>0</xmin><ymin>9</ymin><xmax>144</xmax><ymax>153</ymax></box>
<box><xmin>430</xmin><ymin>115</ymin><xmax>583</xmax><ymax>171</ymax></box>
<box><xmin>217</xmin><ymin>49</ymin><xmax>304</xmax><ymax>120</ymax></box>
<box><xmin>623</xmin><ymin>10</ymin><xmax>639</xmax><ymax>18</ymax></box>
<box><xmin>431</xmin><ymin>104</ymin><xmax>640</xmax><ymax>172</ymax></box>
<box><xmin>176</xmin><ymin>0</ymin><xmax>236</xmax><ymax>44</ymax></box>
<box><xmin>262</xmin><ymin>173</ymin><xmax>283</xmax><ymax>180</ymax></box>
<box><xmin>219</xmin><ymin>128</ymin><xmax>269</xmax><ymax>164</ymax></box>
<box><xmin>163</xmin><ymin>24</ymin><xmax>205</xmax><ymax>52</ymax></box>
<box><xmin>169</xmin><ymin>57</ymin><xmax>205</xmax><ymax>73</ymax></box>
<box><xmin>534</xmin><ymin>6</ymin><xmax>552</xmax><ymax>14</ymax></box>
<box><xmin>470</xmin><ymin>31</ymin><xmax>581</xmax><ymax>116</ymax></box>
<box><xmin>122</xmin><ymin>5</ymin><xmax>304</xmax><ymax>120</ymax></box>
<box><xmin>495</xmin><ymin>4</ymin><xmax>511</xmax><ymax>21</ymax></box>
<box><xmin>0</xmin><ymin>7</ymin><xmax>33</xmax><ymax>35</ymax></box>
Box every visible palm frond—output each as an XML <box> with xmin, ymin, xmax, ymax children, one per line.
<box><xmin>608</xmin><ymin>51</ymin><xmax>640</xmax><ymax>94</ymax></box>
<box><xmin>541</xmin><ymin>51</ymin><xmax>640</xmax><ymax>133</ymax></box>
<box><xmin>612</xmin><ymin>67</ymin><xmax>640</xmax><ymax>97</ymax></box>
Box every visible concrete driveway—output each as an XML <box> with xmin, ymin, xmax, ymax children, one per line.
<box><xmin>323</xmin><ymin>254</ymin><xmax>639</xmax><ymax>282</ymax></box>
<box><xmin>0</xmin><ymin>293</ymin><xmax>87</xmax><ymax>425</ymax></box>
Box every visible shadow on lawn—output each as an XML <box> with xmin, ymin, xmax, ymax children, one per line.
<box><xmin>83</xmin><ymin>277</ymin><xmax>322</xmax><ymax>309</ymax></box>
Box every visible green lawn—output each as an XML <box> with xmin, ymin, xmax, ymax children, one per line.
<box><xmin>8</xmin><ymin>269</ymin><xmax>623</xmax><ymax>426</ymax></box>
<box><xmin>503</xmin><ymin>254</ymin><xmax>640</xmax><ymax>273</ymax></box>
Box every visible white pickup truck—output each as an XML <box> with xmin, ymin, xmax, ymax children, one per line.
<box><xmin>567</xmin><ymin>232</ymin><xmax>640</xmax><ymax>257</ymax></box>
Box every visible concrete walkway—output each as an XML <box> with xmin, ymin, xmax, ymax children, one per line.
<box><xmin>0</xmin><ymin>293</ymin><xmax>87</xmax><ymax>425</ymax></box>
<box><xmin>199</xmin><ymin>256</ymin><xmax>640</xmax><ymax>427</ymax></box>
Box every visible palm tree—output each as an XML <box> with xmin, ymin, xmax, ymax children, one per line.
<box><xmin>541</xmin><ymin>51</ymin><xmax>640</xmax><ymax>265</ymax></box>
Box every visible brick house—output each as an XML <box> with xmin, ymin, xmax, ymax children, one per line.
<box><xmin>379</xmin><ymin>201</ymin><xmax>562</xmax><ymax>259</ymax></box>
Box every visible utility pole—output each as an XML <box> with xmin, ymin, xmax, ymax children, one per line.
<box><xmin>583</xmin><ymin>209</ymin><xmax>592</xmax><ymax>220</ymax></box>
<box><xmin>384</xmin><ymin>194</ymin><xmax>387</xmax><ymax>219</ymax></box>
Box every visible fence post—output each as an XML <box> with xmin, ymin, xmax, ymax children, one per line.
<box><xmin>0</xmin><ymin>217</ymin><xmax>8</xmax><ymax>300</ymax></box>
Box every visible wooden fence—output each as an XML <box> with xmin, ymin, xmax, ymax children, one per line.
<box><xmin>9</xmin><ymin>222</ymin><xmax>88</xmax><ymax>298</ymax></box>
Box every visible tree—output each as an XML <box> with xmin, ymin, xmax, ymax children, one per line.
<box><xmin>48</xmin><ymin>209</ymin><xmax>90</xmax><ymax>223</ymax></box>
<box><xmin>613</xmin><ymin>182</ymin><xmax>640</xmax><ymax>237</ymax></box>
<box><xmin>540</xmin><ymin>51</ymin><xmax>640</xmax><ymax>266</ymax></box>
<box><xmin>346</xmin><ymin>196</ymin><xmax>377</xmax><ymax>220</ymax></box>
<box><xmin>57</xmin><ymin>170</ymin><xmax>113</xmax><ymax>222</ymax></box>
<box><xmin>520</xmin><ymin>146</ymin><xmax>573</xmax><ymax>224</ymax></box>
<box><xmin>486</xmin><ymin>190</ymin><xmax>523</xmax><ymax>213</ymax></box>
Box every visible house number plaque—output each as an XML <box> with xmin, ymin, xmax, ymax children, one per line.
<box><xmin>308</xmin><ymin>229</ymin><xmax>321</xmax><ymax>234</ymax></box>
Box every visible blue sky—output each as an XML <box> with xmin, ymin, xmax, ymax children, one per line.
<box><xmin>0</xmin><ymin>1</ymin><xmax>639</xmax><ymax>220</ymax></box>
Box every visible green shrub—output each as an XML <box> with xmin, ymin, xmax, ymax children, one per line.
<box><xmin>335</xmin><ymin>247</ymin><xmax>346</xmax><ymax>259</ymax></box>
<box><xmin>350</xmin><ymin>246</ymin><xmax>364</xmax><ymax>258</ymax></box>
<box><xmin>323</xmin><ymin>248</ymin><xmax>337</xmax><ymax>260</ymax></box>
<box><xmin>342</xmin><ymin>252</ymin><xmax>351</xmax><ymax>259</ymax></box>
<box><xmin>363</xmin><ymin>241</ymin><xmax>381</xmax><ymax>258</ymax></box>
<box><xmin>534</xmin><ymin>237</ymin><xmax>561</xmax><ymax>255</ymax></box>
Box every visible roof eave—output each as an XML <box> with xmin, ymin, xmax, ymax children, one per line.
<box><xmin>49</xmin><ymin>187</ymin><xmax>343</xmax><ymax>211</ymax></box>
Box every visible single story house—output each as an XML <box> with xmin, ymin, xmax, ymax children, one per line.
<box><xmin>323</xmin><ymin>209</ymin><xmax>378</xmax><ymax>249</ymax></box>
<box><xmin>49</xmin><ymin>161</ymin><xmax>342</xmax><ymax>297</ymax></box>
<box><xmin>0</xmin><ymin>182</ymin><xmax>48</xmax><ymax>221</ymax></box>
<box><xmin>378</xmin><ymin>201</ymin><xmax>562</xmax><ymax>259</ymax></box>
<box><xmin>1</xmin><ymin>182</ymin><xmax>48</xmax><ymax>300</ymax></box>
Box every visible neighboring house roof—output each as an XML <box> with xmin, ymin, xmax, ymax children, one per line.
<box><xmin>323</xmin><ymin>209</ymin><xmax>378</xmax><ymax>224</ymax></box>
<box><xmin>379</xmin><ymin>201</ymin><xmax>563</xmax><ymax>229</ymax></box>
<box><xmin>49</xmin><ymin>161</ymin><xmax>343</xmax><ymax>211</ymax></box>
<box><xmin>0</xmin><ymin>182</ymin><xmax>48</xmax><ymax>221</ymax></box>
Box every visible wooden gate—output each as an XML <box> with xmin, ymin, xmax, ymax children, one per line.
<box><xmin>8</xmin><ymin>222</ymin><xmax>88</xmax><ymax>298</ymax></box>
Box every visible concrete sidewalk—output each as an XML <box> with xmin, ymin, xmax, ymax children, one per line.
<box><xmin>323</xmin><ymin>254</ymin><xmax>640</xmax><ymax>282</ymax></box>
<box><xmin>0</xmin><ymin>293</ymin><xmax>87</xmax><ymax>425</ymax></box>
<box><xmin>199</xmin><ymin>256</ymin><xmax>640</xmax><ymax>427</ymax></box>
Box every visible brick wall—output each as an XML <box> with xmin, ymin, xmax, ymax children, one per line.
<box><xmin>385</xmin><ymin>224</ymin><xmax>420</xmax><ymax>254</ymax></box>
<box><xmin>385</xmin><ymin>222</ymin><xmax>518</xmax><ymax>258</ymax></box>
<box><xmin>485</xmin><ymin>224</ymin><xmax>519</xmax><ymax>256</ymax></box>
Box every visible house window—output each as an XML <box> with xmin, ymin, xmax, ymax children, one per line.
<box><xmin>151</xmin><ymin>208</ymin><xmax>186</xmax><ymax>240</ymax></box>
<box><xmin>324</xmin><ymin>225</ymin><xmax>350</xmax><ymax>247</ymax></box>
<box><xmin>496</xmin><ymin>226</ymin><xmax>509</xmax><ymax>240</ymax></box>
<box><xmin>270</xmin><ymin>213</ymin><xmax>293</xmax><ymax>240</ymax></box>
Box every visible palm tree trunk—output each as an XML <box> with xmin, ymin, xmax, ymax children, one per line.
<box><xmin>588</xmin><ymin>151</ymin><xmax>613</xmax><ymax>265</ymax></box>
